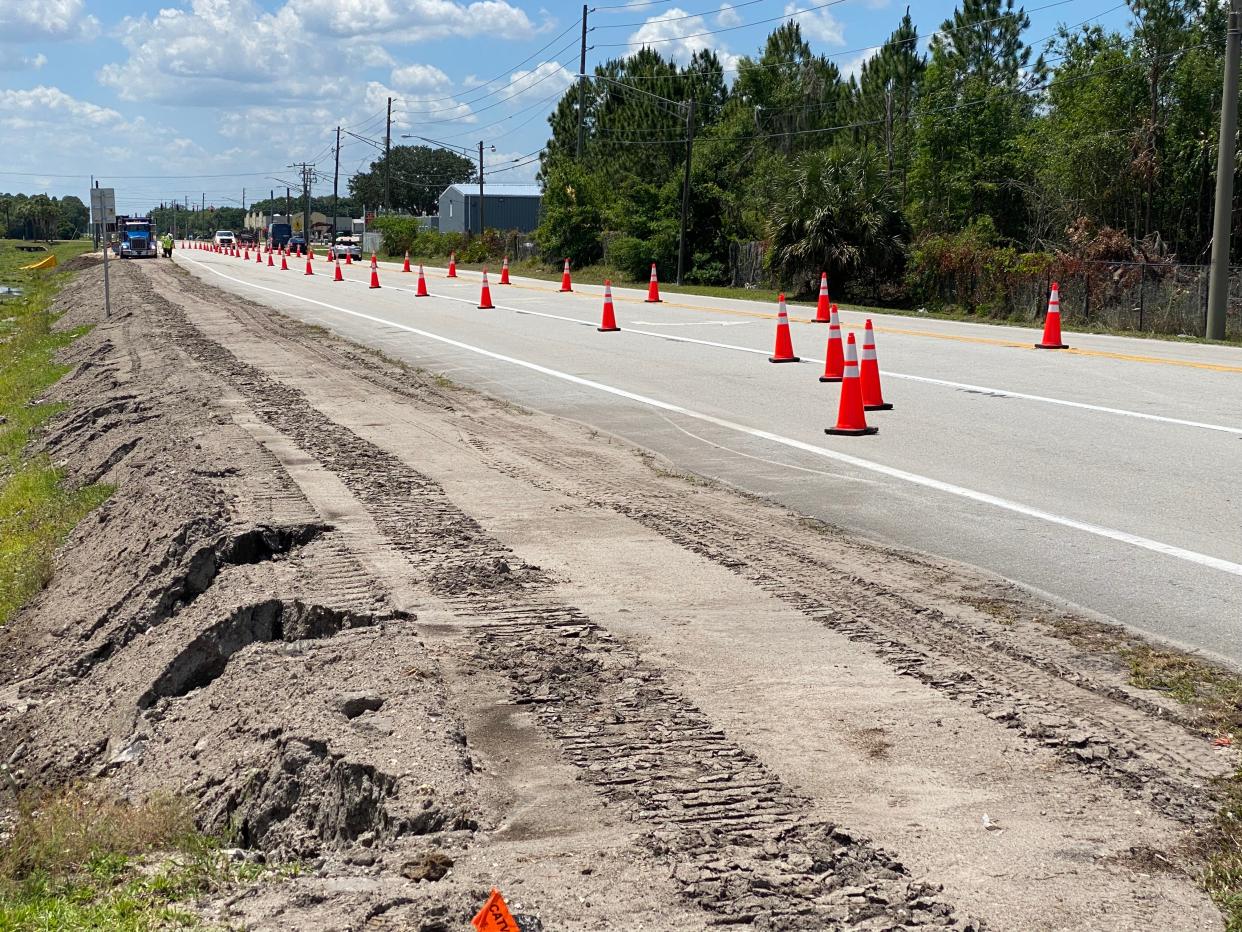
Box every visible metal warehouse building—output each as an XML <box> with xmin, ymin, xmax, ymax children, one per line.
<box><xmin>437</xmin><ymin>183</ymin><xmax>542</xmax><ymax>234</ymax></box>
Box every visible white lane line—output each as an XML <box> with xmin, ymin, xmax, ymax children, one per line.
<box><xmin>183</xmin><ymin>256</ymin><xmax>1242</xmax><ymax>579</ymax></box>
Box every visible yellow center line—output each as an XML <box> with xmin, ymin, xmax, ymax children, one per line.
<box><xmin>402</xmin><ymin>267</ymin><xmax>1242</xmax><ymax>374</ymax></box>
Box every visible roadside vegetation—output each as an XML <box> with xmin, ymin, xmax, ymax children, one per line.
<box><xmin>0</xmin><ymin>239</ymin><xmax>108</xmax><ymax>625</ymax></box>
<box><xmin>0</xmin><ymin>786</ymin><xmax>270</xmax><ymax>930</ymax></box>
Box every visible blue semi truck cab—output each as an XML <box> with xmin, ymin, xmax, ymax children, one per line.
<box><xmin>115</xmin><ymin>216</ymin><xmax>157</xmax><ymax>258</ymax></box>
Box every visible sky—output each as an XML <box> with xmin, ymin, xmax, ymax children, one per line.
<box><xmin>0</xmin><ymin>0</ymin><xmax>1134</xmax><ymax>213</ymax></box>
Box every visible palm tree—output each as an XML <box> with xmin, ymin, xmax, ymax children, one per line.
<box><xmin>766</xmin><ymin>145</ymin><xmax>908</xmax><ymax>294</ymax></box>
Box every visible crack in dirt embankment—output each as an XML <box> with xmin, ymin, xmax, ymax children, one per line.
<box><xmin>0</xmin><ymin>257</ymin><xmax>1231</xmax><ymax>930</ymax></box>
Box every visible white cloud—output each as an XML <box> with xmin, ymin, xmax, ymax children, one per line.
<box><xmin>503</xmin><ymin>60</ymin><xmax>574</xmax><ymax>102</ymax></box>
<box><xmin>0</xmin><ymin>0</ymin><xmax>99</xmax><ymax>42</ymax></box>
<box><xmin>715</xmin><ymin>3</ymin><xmax>741</xmax><ymax>28</ymax></box>
<box><xmin>391</xmin><ymin>63</ymin><xmax>450</xmax><ymax>90</ymax></box>
<box><xmin>0</xmin><ymin>85</ymin><xmax>123</xmax><ymax>127</ymax></box>
<box><xmin>0</xmin><ymin>50</ymin><xmax>46</xmax><ymax>71</ymax></box>
<box><xmin>628</xmin><ymin>9</ymin><xmax>739</xmax><ymax>69</ymax></box>
<box><xmin>840</xmin><ymin>50</ymin><xmax>873</xmax><ymax>81</ymax></box>
<box><xmin>783</xmin><ymin>2</ymin><xmax>845</xmax><ymax>46</ymax></box>
<box><xmin>296</xmin><ymin>0</ymin><xmax>535</xmax><ymax>41</ymax></box>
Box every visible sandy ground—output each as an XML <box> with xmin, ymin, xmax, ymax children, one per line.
<box><xmin>0</xmin><ymin>255</ymin><xmax>1232</xmax><ymax>930</ymax></box>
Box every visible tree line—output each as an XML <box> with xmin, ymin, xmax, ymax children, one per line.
<box><xmin>534</xmin><ymin>0</ymin><xmax>1236</xmax><ymax>300</ymax></box>
<box><xmin>0</xmin><ymin>194</ymin><xmax>89</xmax><ymax>241</ymax></box>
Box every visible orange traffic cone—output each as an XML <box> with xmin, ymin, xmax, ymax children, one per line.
<box><xmin>819</xmin><ymin>305</ymin><xmax>844</xmax><ymax>382</ymax></box>
<box><xmin>860</xmin><ymin>319</ymin><xmax>892</xmax><ymax>411</ymax></box>
<box><xmin>645</xmin><ymin>263</ymin><xmax>661</xmax><ymax>303</ymax></box>
<box><xmin>1036</xmin><ymin>281</ymin><xmax>1069</xmax><ymax>349</ymax></box>
<box><xmin>304</xmin><ymin>255</ymin><xmax>314</xmax><ymax>275</ymax></box>
<box><xmin>402</xmin><ymin>251</ymin><xmax>411</xmax><ymax>273</ymax></box>
<box><xmin>769</xmin><ymin>295</ymin><xmax>799</xmax><ymax>363</ymax></box>
<box><xmin>369</xmin><ymin>264</ymin><xmax>381</xmax><ymax>289</ymax></box>
<box><xmin>255</xmin><ymin>247</ymin><xmax>262</xmax><ymax>264</ymax></box>
<box><xmin>370</xmin><ymin>253</ymin><xmax>377</xmax><ymax>269</ymax></box>
<box><xmin>243</xmin><ymin>247</ymin><xmax>250</xmax><ymax>261</ymax></box>
<box><xmin>599</xmin><ymin>280</ymin><xmax>620</xmax><ymax>332</ymax></box>
<box><xmin>345</xmin><ymin>252</ymin><xmax>352</xmax><ymax>265</ymax></box>
<box><xmin>813</xmin><ymin>272</ymin><xmax>830</xmax><ymax>323</ymax></box>
<box><xmin>499</xmin><ymin>255</ymin><xmax>511</xmax><ymax>284</ymax></box>
<box><xmin>447</xmin><ymin>252</ymin><xmax>457</xmax><ymax>277</ymax></box>
<box><xmin>478</xmin><ymin>268</ymin><xmax>495</xmax><ymax>308</ymax></box>
<box><xmin>267</xmin><ymin>251</ymin><xmax>274</xmax><ymax>267</ymax></box>
<box><xmin>826</xmin><ymin>334</ymin><xmax>878</xmax><ymax>436</ymax></box>
<box><xmin>559</xmin><ymin>257</ymin><xmax>572</xmax><ymax>292</ymax></box>
<box><xmin>280</xmin><ymin>251</ymin><xmax>288</xmax><ymax>271</ymax></box>
<box><xmin>416</xmin><ymin>264</ymin><xmax>429</xmax><ymax>296</ymax></box>
<box><xmin>333</xmin><ymin>259</ymin><xmax>343</xmax><ymax>282</ymax></box>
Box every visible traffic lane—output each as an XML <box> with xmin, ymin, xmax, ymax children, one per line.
<box><xmin>181</xmin><ymin>251</ymin><xmax>1242</xmax><ymax>563</ymax></box>
<box><xmin>383</xmin><ymin>260</ymin><xmax>1242</xmax><ymax>427</ymax></box>
<box><xmin>178</xmin><ymin>253</ymin><xmax>1242</xmax><ymax>662</ymax></box>
<box><xmin>398</xmin><ymin>257</ymin><xmax>1242</xmax><ymax>368</ymax></box>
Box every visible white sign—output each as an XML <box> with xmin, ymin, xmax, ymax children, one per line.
<box><xmin>90</xmin><ymin>187</ymin><xmax>116</xmax><ymax>225</ymax></box>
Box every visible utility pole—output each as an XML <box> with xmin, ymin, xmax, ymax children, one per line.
<box><xmin>676</xmin><ymin>98</ymin><xmax>696</xmax><ymax>286</ymax></box>
<box><xmin>479</xmin><ymin>139</ymin><xmax>485</xmax><ymax>235</ymax></box>
<box><xmin>1208</xmin><ymin>0</ymin><xmax>1241</xmax><ymax>341</ymax></box>
<box><xmin>333</xmin><ymin>126</ymin><xmax>341</xmax><ymax>243</ymax></box>
<box><xmin>576</xmin><ymin>4</ymin><xmax>588</xmax><ymax>159</ymax></box>
<box><xmin>289</xmin><ymin>162</ymin><xmax>313</xmax><ymax>244</ymax></box>
<box><xmin>285</xmin><ymin>187</ymin><xmax>291</xmax><ymax>221</ymax></box>
<box><xmin>384</xmin><ymin>97</ymin><xmax>393</xmax><ymax>214</ymax></box>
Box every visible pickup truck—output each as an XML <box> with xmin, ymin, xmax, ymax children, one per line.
<box><xmin>213</xmin><ymin>230</ymin><xmax>236</xmax><ymax>247</ymax></box>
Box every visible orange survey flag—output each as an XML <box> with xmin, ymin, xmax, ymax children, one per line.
<box><xmin>472</xmin><ymin>888</ymin><xmax>519</xmax><ymax>931</ymax></box>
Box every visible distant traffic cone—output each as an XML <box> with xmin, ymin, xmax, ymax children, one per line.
<box><xmin>825</xmin><ymin>334</ymin><xmax>878</xmax><ymax>436</ymax></box>
<box><xmin>345</xmin><ymin>252</ymin><xmax>352</xmax><ymax>265</ymax></box>
<box><xmin>599</xmin><ymin>280</ymin><xmax>620</xmax><ymax>332</ymax></box>
<box><xmin>267</xmin><ymin>251</ymin><xmax>274</xmax><ymax>267</ymax></box>
<box><xmin>370</xmin><ymin>253</ymin><xmax>377</xmax><ymax>269</ymax></box>
<box><xmin>813</xmin><ymin>272</ymin><xmax>830</xmax><ymax>323</ymax></box>
<box><xmin>559</xmin><ymin>257</ymin><xmax>572</xmax><ymax>292</ymax></box>
<box><xmin>645</xmin><ymin>263</ymin><xmax>661</xmax><ymax>303</ymax></box>
<box><xmin>333</xmin><ymin>259</ymin><xmax>343</xmax><ymax>282</ymax></box>
<box><xmin>304</xmin><ymin>255</ymin><xmax>314</xmax><ymax>275</ymax></box>
<box><xmin>819</xmin><ymin>305</ymin><xmax>845</xmax><ymax>382</ymax></box>
<box><xmin>447</xmin><ymin>252</ymin><xmax>457</xmax><ymax>277</ymax></box>
<box><xmin>308</xmin><ymin>246</ymin><xmax>315</xmax><ymax>262</ymax></box>
<box><xmin>369</xmin><ymin>264</ymin><xmax>381</xmax><ymax>289</ymax></box>
<box><xmin>402</xmin><ymin>251</ymin><xmax>411</xmax><ymax>273</ymax></box>
<box><xmin>859</xmin><ymin>320</ymin><xmax>893</xmax><ymax>411</ymax></box>
<box><xmin>478</xmin><ymin>268</ymin><xmax>495</xmax><ymax>308</ymax></box>
<box><xmin>1036</xmin><ymin>282</ymin><xmax>1069</xmax><ymax>349</ymax></box>
<box><xmin>416</xmin><ymin>264</ymin><xmax>429</xmax><ymax>296</ymax></box>
<box><xmin>499</xmin><ymin>255</ymin><xmax>511</xmax><ymax>284</ymax></box>
<box><xmin>243</xmin><ymin>247</ymin><xmax>250</xmax><ymax>261</ymax></box>
<box><xmin>255</xmin><ymin>248</ymin><xmax>262</xmax><ymax>264</ymax></box>
<box><xmin>769</xmin><ymin>295</ymin><xmax>799</xmax><ymax>363</ymax></box>
<box><xmin>280</xmin><ymin>251</ymin><xmax>288</xmax><ymax>271</ymax></box>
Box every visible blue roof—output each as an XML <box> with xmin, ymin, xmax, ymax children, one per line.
<box><xmin>443</xmin><ymin>183</ymin><xmax>542</xmax><ymax>199</ymax></box>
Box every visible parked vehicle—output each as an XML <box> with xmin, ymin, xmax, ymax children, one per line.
<box><xmin>268</xmin><ymin>222</ymin><xmax>292</xmax><ymax>248</ymax></box>
<box><xmin>213</xmin><ymin>230</ymin><xmax>236</xmax><ymax>247</ymax></box>
<box><xmin>330</xmin><ymin>235</ymin><xmax>362</xmax><ymax>262</ymax></box>
<box><xmin>287</xmin><ymin>233</ymin><xmax>307</xmax><ymax>253</ymax></box>
<box><xmin>237</xmin><ymin>230</ymin><xmax>258</xmax><ymax>245</ymax></box>
<box><xmin>114</xmin><ymin>216</ymin><xmax>157</xmax><ymax>258</ymax></box>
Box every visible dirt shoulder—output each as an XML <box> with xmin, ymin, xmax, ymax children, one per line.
<box><xmin>0</xmin><ymin>256</ymin><xmax>1232</xmax><ymax>930</ymax></box>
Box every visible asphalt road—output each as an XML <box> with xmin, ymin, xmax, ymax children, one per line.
<box><xmin>171</xmin><ymin>247</ymin><xmax>1242</xmax><ymax>665</ymax></box>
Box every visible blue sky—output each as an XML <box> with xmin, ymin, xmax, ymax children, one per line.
<box><xmin>0</xmin><ymin>0</ymin><xmax>1133</xmax><ymax>212</ymax></box>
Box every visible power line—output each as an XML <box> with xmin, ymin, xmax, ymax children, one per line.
<box><xmin>596</xmin><ymin>0</ymin><xmax>770</xmax><ymax>30</ymax></box>
<box><xmin>595</xmin><ymin>0</ymin><xmax>847</xmax><ymax>47</ymax></box>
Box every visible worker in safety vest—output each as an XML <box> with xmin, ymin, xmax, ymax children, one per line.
<box><xmin>161</xmin><ymin>233</ymin><xmax>174</xmax><ymax>258</ymax></box>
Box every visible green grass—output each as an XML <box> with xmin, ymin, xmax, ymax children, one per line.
<box><xmin>393</xmin><ymin>253</ymin><xmax>1242</xmax><ymax>346</ymax></box>
<box><xmin>1</xmin><ymin>244</ymin><xmax>110</xmax><ymax>626</ymax></box>
<box><xmin>0</xmin><ymin>787</ymin><xmax>270</xmax><ymax>931</ymax></box>
<box><xmin>0</xmin><ymin>238</ymin><xmax>91</xmax><ymax>287</ymax></box>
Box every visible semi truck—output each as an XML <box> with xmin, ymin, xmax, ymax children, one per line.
<box><xmin>114</xmin><ymin>216</ymin><xmax>157</xmax><ymax>258</ymax></box>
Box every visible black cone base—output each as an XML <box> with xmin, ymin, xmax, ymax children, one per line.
<box><xmin>769</xmin><ymin>356</ymin><xmax>800</xmax><ymax>363</ymax></box>
<box><xmin>826</xmin><ymin>426</ymin><xmax>878</xmax><ymax>436</ymax></box>
<box><xmin>598</xmin><ymin>326</ymin><xmax>620</xmax><ymax>332</ymax></box>
<box><xmin>1035</xmin><ymin>343</ymin><xmax>1069</xmax><ymax>349</ymax></box>
<box><xmin>863</xmin><ymin>403</ymin><xmax>894</xmax><ymax>411</ymax></box>
<box><xmin>819</xmin><ymin>376</ymin><xmax>842</xmax><ymax>383</ymax></box>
